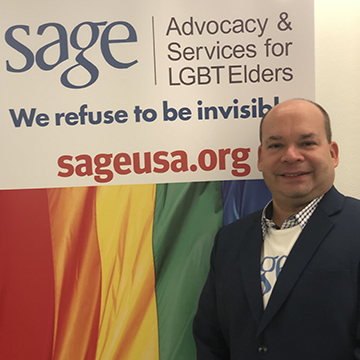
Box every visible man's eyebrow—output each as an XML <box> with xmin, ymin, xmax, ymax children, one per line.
<box><xmin>299</xmin><ymin>133</ymin><xmax>316</xmax><ymax>139</ymax></box>
<box><xmin>265</xmin><ymin>135</ymin><xmax>282</xmax><ymax>144</ymax></box>
<box><xmin>264</xmin><ymin>133</ymin><xmax>320</xmax><ymax>144</ymax></box>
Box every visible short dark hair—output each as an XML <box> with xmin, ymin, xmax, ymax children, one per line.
<box><xmin>259</xmin><ymin>99</ymin><xmax>332</xmax><ymax>144</ymax></box>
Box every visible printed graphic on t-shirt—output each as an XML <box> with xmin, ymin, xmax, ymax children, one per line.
<box><xmin>261</xmin><ymin>255</ymin><xmax>287</xmax><ymax>295</ymax></box>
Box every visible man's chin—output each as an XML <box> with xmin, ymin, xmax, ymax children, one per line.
<box><xmin>284</xmin><ymin>190</ymin><xmax>311</xmax><ymax>199</ymax></box>
<box><xmin>279</xmin><ymin>186</ymin><xmax>315</xmax><ymax>203</ymax></box>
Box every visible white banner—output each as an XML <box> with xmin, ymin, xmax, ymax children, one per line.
<box><xmin>0</xmin><ymin>0</ymin><xmax>314</xmax><ymax>189</ymax></box>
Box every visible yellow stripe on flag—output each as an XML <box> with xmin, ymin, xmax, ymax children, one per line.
<box><xmin>95</xmin><ymin>184</ymin><xmax>159</xmax><ymax>360</ymax></box>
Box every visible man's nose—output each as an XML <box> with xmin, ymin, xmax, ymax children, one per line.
<box><xmin>281</xmin><ymin>145</ymin><xmax>304</xmax><ymax>163</ymax></box>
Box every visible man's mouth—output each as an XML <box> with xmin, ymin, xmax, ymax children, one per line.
<box><xmin>281</xmin><ymin>172</ymin><xmax>309</xmax><ymax>177</ymax></box>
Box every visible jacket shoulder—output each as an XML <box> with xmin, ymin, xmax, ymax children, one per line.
<box><xmin>216</xmin><ymin>209</ymin><xmax>262</xmax><ymax>241</ymax></box>
<box><xmin>320</xmin><ymin>187</ymin><xmax>360</xmax><ymax>218</ymax></box>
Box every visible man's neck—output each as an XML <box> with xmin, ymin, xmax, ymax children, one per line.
<box><xmin>272</xmin><ymin>200</ymin><xmax>310</xmax><ymax>228</ymax></box>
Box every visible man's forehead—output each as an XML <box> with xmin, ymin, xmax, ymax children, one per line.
<box><xmin>267</xmin><ymin>99</ymin><xmax>318</xmax><ymax>115</ymax></box>
<box><xmin>264</xmin><ymin>104</ymin><xmax>324</xmax><ymax>129</ymax></box>
<box><xmin>265</xmin><ymin>100</ymin><xmax>322</xmax><ymax>122</ymax></box>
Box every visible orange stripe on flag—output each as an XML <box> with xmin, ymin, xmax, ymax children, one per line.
<box><xmin>47</xmin><ymin>187</ymin><xmax>101</xmax><ymax>360</ymax></box>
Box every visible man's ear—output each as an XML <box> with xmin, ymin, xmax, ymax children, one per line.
<box><xmin>257</xmin><ymin>145</ymin><xmax>263</xmax><ymax>172</ymax></box>
<box><xmin>330</xmin><ymin>141</ymin><xmax>339</xmax><ymax>168</ymax></box>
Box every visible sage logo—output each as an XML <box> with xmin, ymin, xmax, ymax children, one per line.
<box><xmin>5</xmin><ymin>21</ymin><xmax>138</xmax><ymax>89</ymax></box>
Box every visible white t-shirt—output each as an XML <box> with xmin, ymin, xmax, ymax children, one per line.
<box><xmin>261</xmin><ymin>224</ymin><xmax>302</xmax><ymax>307</ymax></box>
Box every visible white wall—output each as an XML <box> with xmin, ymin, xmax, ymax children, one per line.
<box><xmin>315</xmin><ymin>0</ymin><xmax>360</xmax><ymax>198</ymax></box>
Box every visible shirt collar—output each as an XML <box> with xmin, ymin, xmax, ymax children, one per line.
<box><xmin>261</xmin><ymin>196</ymin><xmax>323</xmax><ymax>238</ymax></box>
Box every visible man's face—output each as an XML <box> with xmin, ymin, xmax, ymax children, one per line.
<box><xmin>257</xmin><ymin>100</ymin><xmax>339</xmax><ymax>209</ymax></box>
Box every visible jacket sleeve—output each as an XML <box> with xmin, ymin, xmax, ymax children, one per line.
<box><xmin>355</xmin><ymin>263</ymin><xmax>360</xmax><ymax>359</ymax></box>
<box><xmin>193</xmin><ymin>232</ymin><xmax>230</xmax><ymax>360</ymax></box>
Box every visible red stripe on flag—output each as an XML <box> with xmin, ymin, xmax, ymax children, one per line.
<box><xmin>0</xmin><ymin>189</ymin><xmax>55</xmax><ymax>360</ymax></box>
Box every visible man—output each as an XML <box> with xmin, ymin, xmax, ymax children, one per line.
<box><xmin>193</xmin><ymin>99</ymin><xmax>360</xmax><ymax>359</ymax></box>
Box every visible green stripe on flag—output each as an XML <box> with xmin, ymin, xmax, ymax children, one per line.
<box><xmin>153</xmin><ymin>181</ymin><xmax>224</xmax><ymax>360</ymax></box>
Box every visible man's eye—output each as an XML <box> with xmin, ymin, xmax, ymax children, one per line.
<box><xmin>268</xmin><ymin>143</ymin><xmax>282</xmax><ymax>149</ymax></box>
<box><xmin>302</xmin><ymin>141</ymin><xmax>316</xmax><ymax>146</ymax></box>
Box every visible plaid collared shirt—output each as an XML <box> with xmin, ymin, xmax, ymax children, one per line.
<box><xmin>261</xmin><ymin>196</ymin><xmax>323</xmax><ymax>238</ymax></box>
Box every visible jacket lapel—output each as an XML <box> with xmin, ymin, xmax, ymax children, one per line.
<box><xmin>240</xmin><ymin>215</ymin><xmax>264</xmax><ymax>326</ymax></box>
<box><xmin>256</xmin><ymin>187</ymin><xmax>344</xmax><ymax>336</ymax></box>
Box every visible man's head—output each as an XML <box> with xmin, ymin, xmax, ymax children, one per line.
<box><xmin>257</xmin><ymin>99</ymin><xmax>339</xmax><ymax>211</ymax></box>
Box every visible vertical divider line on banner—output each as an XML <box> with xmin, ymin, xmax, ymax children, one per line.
<box><xmin>152</xmin><ymin>16</ymin><xmax>158</xmax><ymax>86</ymax></box>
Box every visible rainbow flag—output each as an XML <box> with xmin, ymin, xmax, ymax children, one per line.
<box><xmin>0</xmin><ymin>180</ymin><xmax>270</xmax><ymax>360</ymax></box>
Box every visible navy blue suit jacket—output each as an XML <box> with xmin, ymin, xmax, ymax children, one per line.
<box><xmin>193</xmin><ymin>187</ymin><xmax>360</xmax><ymax>359</ymax></box>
